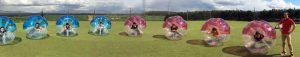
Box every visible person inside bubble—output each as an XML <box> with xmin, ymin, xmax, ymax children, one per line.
<box><xmin>28</xmin><ymin>23</ymin><xmax>42</xmax><ymax>37</ymax></box>
<box><xmin>0</xmin><ymin>27</ymin><xmax>6</xmax><ymax>38</ymax></box>
<box><xmin>34</xmin><ymin>23</ymin><xmax>42</xmax><ymax>32</ymax></box>
<box><xmin>248</xmin><ymin>31</ymin><xmax>268</xmax><ymax>51</ymax></box>
<box><xmin>26</xmin><ymin>22</ymin><xmax>48</xmax><ymax>39</ymax></box>
<box><xmin>94</xmin><ymin>22</ymin><xmax>105</xmax><ymax>35</ymax></box>
<box><xmin>65</xmin><ymin>23</ymin><xmax>71</xmax><ymax>30</ymax></box>
<box><xmin>0</xmin><ymin>27</ymin><xmax>7</xmax><ymax>44</ymax></box>
<box><xmin>204</xmin><ymin>27</ymin><xmax>222</xmax><ymax>46</ymax></box>
<box><xmin>254</xmin><ymin>31</ymin><xmax>264</xmax><ymax>42</ymax></box>
<box><xmin>62</xmin><ymin>23</ymin><xmax>73</xmax><ymax>36</ymax></box>
<box><xmin>211</xmin><ymin>28</ymin><xmax>219</xmax><ymax>38</ymax></box>
<box><xmin>130</xmin><ymin>22</ymin><xmax>140</xmax><ymax>36</ymax></box>
<box><xmin>170</xmin><ymin>24</ymin><xmax>180</xmax><ymax>37</ymax></box>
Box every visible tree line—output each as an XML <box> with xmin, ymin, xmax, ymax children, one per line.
<box><xmin>146</xmin><ymin>9</ymin><xmax>300</xmax><ymax>22</ymax></box>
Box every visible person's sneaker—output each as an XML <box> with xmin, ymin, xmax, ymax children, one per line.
<box><xmin>290</xmin><ymin>53</ymin><xmax>294</xmax><ymax>57</ymax></box>
<box><xmin>281</xmin><ymin>52</ymin><xmax>287</xmax><ymax>56</ymax></box>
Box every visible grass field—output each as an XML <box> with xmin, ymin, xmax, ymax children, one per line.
<box><xmin>0</xmin><ymin>21</ymin><xmax>299</xmax><ymax>57</ymax></box>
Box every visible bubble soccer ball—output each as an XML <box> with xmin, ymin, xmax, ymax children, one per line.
<box><xmin>163</xmin><ymin>16</ymin><xmax>187</xmax><ymax>40</ymax></box>
<box><xmin>242</xmin><ymin>20</ymin><xmax>276</xmax><ymax>54</ymax></box>
<box><xmin>89</xmin><ymin>16</ymin><xmax>111</xmax><ymax>36</ymax></box>
<box><xmin>0</xmin><ymin>16</ymin><xmax>16</xmax><ymax>45</ymax></box>
<box><xmin>23</xmin><ymin>15</ymin><xmax>48</xmax><ymax>39</ymax></box>
<box><xmin>201</xmin><ymin>18</ymin><xmax>230</xmax><ymax>46</ymax></box>
<box><xmin>56</xmin><ymin>15</ymin><xmax>79</xmax><ymax>37</ymax></box>
<box><xmin>124</xmin><ymin>16</ymin><xmax>146</xmax><ymax>36</ymax></box>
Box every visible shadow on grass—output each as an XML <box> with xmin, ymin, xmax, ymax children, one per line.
<box><xmin>88</xmin><ymin>32</ymin><xmax>109</xmax><ymax>36</ymax></box>
<box><xmin>153</xmin><ymin>35</ymin><xmax>183</xmax><ymax>41</ymax></box>
<box><xmin>118</xmin><ymin>32</ymin><xmax>128</xmax><ymax>36</ymax></box>
<box><xmin>26</xmin><ymin>34</ymin><xmax>50</xmax><ymax>40</ymax></box>
<box><xmin>56</xmin><ymin>33</ymin><xmax>78</xmax><ymax>37</ymax></box>
<box><xmin>152</xmin><ymin>35</ymin><xmax>168</xmax><ymax>40</ymax></box>
<box><xmin>186</xmin><ymin>39</ymin><xmax>216</xmax><ymax>47</ymax></box>
<box><xmin>0</xmin><ymin>37</ymin><xmax>22</xmax><ymax>46</ymax></box>
<box><xmin>118</xmin><ymin>32</ymin><xmax>143</xmax><ymax>38</ymax></box>
<box><xmin>222</xmin><ymin>46</ymin><xmax>280</xmax><ymax>57</ymax></box>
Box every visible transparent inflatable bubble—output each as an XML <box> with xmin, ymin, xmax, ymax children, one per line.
<box><xmin>163</xmin><ymin>16</ymin><xmax>187</xmax><ymax>40</ymax></box>
<box><xmin>124</xmin><ymin>16</ymin><xmax>146</xmax><ymax>36</ymax></box>
<box><xmin>89</xmin><ymin>16</ymin><xmax>111</xmax><ymax>36</ymax></box>
<box><xmin>56</xmin><ymin>15</ymin><xmax>79</xmax><ymax>37</ymax></box>
<box><xmin>0</xmin><ymin>16</ymin><xmax>16</xmax><ymax>45</ymax></box>
<box><xmin>201</xmin><ymin>18</ymin><xmax>230</xmax><ymax>46</ymax></box>
<box><xmin>242</xmin><ymin>20</ymin><xmax>276</xmax><ymax>54</ymax></box>
<box><xmin>23</xmin><ymin>15</ymin><xmax>48</xmax><ymax>39</ymax></box>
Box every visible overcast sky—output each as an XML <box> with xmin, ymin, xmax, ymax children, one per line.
<box><xmin>0</xmin><ymin>0</ymin><xmax>299</xmax><ymax>13</ymax></box>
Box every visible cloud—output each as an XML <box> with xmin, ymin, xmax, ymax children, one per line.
<box><xmin>0</xmin><ymin>0</ymin><xmax>127</xmax><ymax>13</ymax></box>
<box><xmin>215</xmin><ymin>0</ymin><xmax>245</xmax><ymax>6</ymax></box>
<box><xmin>268</xmin><ymin>0</ymin><xmax>298</xmax><ymax>9</ymax></box>
<box><xmin>212</xmin><ymin>0</ymin><xmax>271</xmax><ymax>10</ymax></box>
<box><xmin>146</xmin><ymin>0</ymin><xmax>300</xmax><ymax>11</ymax></box>
<box><xmin>0</xmin><ymin>0</ymin><xmax>299</xmax><ymax>13</ymax></box>
<box><xmin>146</xmin><ymin>0</ymin><xmax>217</xmax><ymax>11</ymax></box>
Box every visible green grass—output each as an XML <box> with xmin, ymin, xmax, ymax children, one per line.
<box><xmin>0</xmin><ymin>21</ymin><xmax>299</xmax><ymax>57</ymax></box>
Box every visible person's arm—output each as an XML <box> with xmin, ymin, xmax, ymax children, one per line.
<box><xmin>261</xmin><ymin>34</ymin><xmax>264</xmax><ymax>41</ymax></box>
<box><xmin>208</xmin><ymin>30</ymin><xmax>212</xmax><ymax>34</ymax></box>
<box><xmin>60</xmin><ymin>27</ymin><xmax>66</xmax><ymax>33</ymax></box>
<box><xmin>136</xmin><ymin>25</ymin><xmax>139</xmax><ymax>30</ymax></box>
<box><xmin>69</xmin><ymin>27</ymin><xmax>73</xmax><ymax>31</ymax></box>
<box><xmin>252</xmin><ymin>36</ymin><xmax>256</xmax><ymax>42</ymax></box>
<box><xmin>276</xmin><ymin>23</ymin><xmax>280</xmax><ymax>28</ymax></box>
<box><xmin>68</xmin><ymin>26</ymin><xmax>72</xmax><ymax>30</ymax></box>
<box><xmin>289</xmin><ymin>21</ymin><xmax>296</xmax><ymax>33</ymax></box>
<box><xmin>103</xmin><ymin>26</ymin><xmax>106</xmax><ymax>29</ymax></box>
<box><xmin>64</xmin><ymin>26</ymin><xmax>67</xmax><ymax>30</ymax></box>
<box><xmin>37</xmin><ymin>27</ymin><xmax>42</xmax><ymax>31</ymax></box>
<box><xmin>276</xmin><ymin>19</ymin><xmax>283</xmax><ymax>28</ymax></box>
<box><xmin>216</xmin><ymin>30</ymin><xmax>220</xmax><ymax>36</ymax></box>
<box><xmin>103</xmin><ymin>26</ymin><xmax>108</xmax><ymax>32</ymax></box>
<box><xmin>93</xmin><ymin>26</ymin><xmax>98</xmax><ymax>33</ymax></box>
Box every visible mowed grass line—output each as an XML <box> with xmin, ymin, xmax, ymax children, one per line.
<box><xmin>0</xmin><ymin>21</ymin><xmax>298</xmax><ymax>57</ymax></box>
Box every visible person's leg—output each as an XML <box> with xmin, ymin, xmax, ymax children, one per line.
<box><xmin>0</xmin><ymin>35</ymin><xmax>2</xmax><ymax>44</ymax></box>
<box><xmin>166</xmin><ymin>31</ymin><xmax>171</xmax><ymax>38</ymax></box>
<box><xmin>92</xmin><ymin>28</ymin><xmax>97</xmax><ymax>33</ymax></box>
<box><xmin>66</xmin><ymin>30</ymin><xmax>70</xmax><ymax>36</ymax></box>
<box><xmin>136</xmin><ymin>29</ymin><xmax>140</xmax><ymax>35</ymax></box>
<box><xmin>63</xmin><ymin>30</ymin><xmax>67</xmax><ymax>35</ymax></box>
<box><xmin>100</xmin><ymin>29</ymin><xmax>104</xmax><ymax>35</ymax></box>
<box><xmin>281</xmin><ymin>35</ymin><xmax>287</xmax><ymax>55</ymax></box>
<box><xmin>286</xmin><ymin>35</ymin><xmax>294</xmax><ymax>56</ymax></box>
<box><xmin>3</xmin><ymin>34</ymin><xmax>7</xmax><ymax>44</ymax></box>
<box><xmin>174</xmin><ymin>32</ymin><xmax>179</xmax><ymax>38</ymax></box>
<box><xmin>170</xmin><ymin>31</ymin><xmax>175</xmax><ymax>38</ymax></box>
<box><xmin>134</xmin><ymin>29</ymin><xmax>138</xmax><ymax>36</ymax></box>
<box><xmin>175</xmin><ymin>31</ymin><xmax>182</xmax><ymax>36</ymax></box>
<box><xmin>175</xmin><ymin>31</ymin><xmax>182</xmax><ymax>37</ymax></box>
<box><xmin>130</xmin><ymin>29</ymin><xmax>135</xmax><ymax>35</ymax></box>
<box><xmin>29</xmin><ymin>29</ymin><xmax>34</xmax><ymax>37</ymax></box>
<box><xmin>99</xmin><ymin>29</ymin><xmax>102</xmax><ymax>35</ymax></box>
<box><xmin>2</xmin><ymin>35</ymin><xmax>5</xmax><ymax>44</ymax></box>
